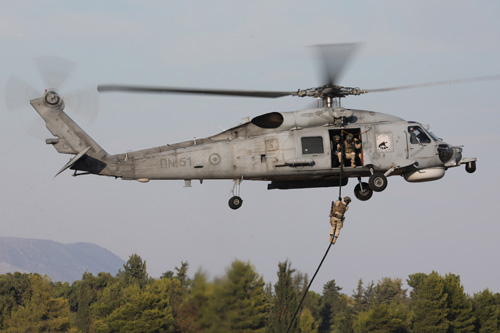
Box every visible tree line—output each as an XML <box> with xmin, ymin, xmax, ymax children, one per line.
<box><xmin>0</xmin><ymin>254</ymin><xmax>499</xmax><ymax>332</ymax></box>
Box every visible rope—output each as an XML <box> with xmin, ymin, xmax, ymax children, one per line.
<box><xmin>286</xmin><ymin>241</ymin><xmax>334</xmax><ymax>333</ymax></box>
<box><xmin>286</xmin><ymin>135</ymin><xmax>346</xmax><ymax>332</ymax></box>
<box><xmin>338</xmin><ymin>129</ymin><xmax>345</xmax><ymax>200</ymax></box>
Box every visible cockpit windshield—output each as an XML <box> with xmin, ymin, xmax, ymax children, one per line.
<box><xmin>426</xmin><ymin>130</ymin><xmax>440</xmax><ymax>142</ymax></box>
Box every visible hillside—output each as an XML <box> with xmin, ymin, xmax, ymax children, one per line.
<box><xmin>0</xmin><ymin>237</ymin><xmax>124</xmax><ymax>282</ymax></box>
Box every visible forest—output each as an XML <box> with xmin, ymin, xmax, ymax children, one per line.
<box><xmin>0</xmin><ymin>254</ymin><xmax>499</xmax><ymax>332</ymax></box>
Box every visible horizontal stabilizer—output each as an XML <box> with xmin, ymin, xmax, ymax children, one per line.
<box><xmin>55</xmin><ymin>146</ymin><xmax>91</xmax><ymax>177</ymax></box>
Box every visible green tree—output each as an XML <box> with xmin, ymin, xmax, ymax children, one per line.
<box><xmin>170</xmin><ymin>261</ymin><xmax>197</xmax><ymax>332</ymax></box>
<box><xmin>267</xmin><ymin>260</ymin><xmax>299</xmax><ymax>332</ymax></box>
<box><xmin>75</xmin><ymin>272</ymin><xmax>94</xmax><ymax>332</ymax></box>
<box><xmin>352</xmin><ymin>279</ymin><xmax>367</xmax><ymax>314</ymax></box>
<box><xmin>208</xmin><ymin>260</ymin><xmax>269</xmax><ymax>332</ymax></box>
<box><xmin>73</xmin><ymin>271</ymin><xmax>115</xmax><ymax>332</ymax></box>
<box><xmin>353</xmin><ymin>302</ymin><xmax>410</xmax><ymax>333</ymax></box>
<box><xmin>372</xmin><ymin>277</ymin><xmax>407</xmax><ymax>306</ymax></box>
<box><xmin>0</xmin><ymin>272</ymin><xmax>32</xmax><ymax>329</ymax></box>
<box><xmin>443</xmin><ymin>273</ymin><xmax>475</xmax><ymax>332</ymax></box>
<box><xmin>92</xmin><ymin>278</ymin><xmax>179</xmax><ymax>332</ymax></box>
<box><xmin>407</xmin><ymin>272</ymin><xmax>428</xmax><ymax>301</ymax></box>
<box><xmin>120</xmin><ymin>253</ymin><xmax>149</xmax><ymax>288</ymax></box>
<box><xmin>90</xmin><ymin>278</ymin><xmax>125</xmax><ymax>323</ymax></box>
<box><xmin>472</xmin><ymin>289</ymin><xmax>500</xmax><ymax>332</ymax></box>
<box><xmin>331</xmin><ymin>295</ymin><xmax>355</xmax><ymax>333</ymax></box>
<box><xmin>182</xmin><ymin>270</ymin><xmax>214</xmax><ymax>331</ymax></box>
<box><xmin>410</xmin><ymin>272</ymin><xmax>449</xmax><ymax>332</ymax></box>
<box><xmin>299</xmin><ymin>307</ymin><xmax>318</xmax><ymax>333</ymax></box>
<box><xmin>5</xmin><ymin>274</ymin><xmax>70</xmax><ymax>332</ymax></box>
<box><xmin>175</xmin><ymin>261</ymin><xmax>190</xmax><ymax>290</ymax></box>
<box><xmin>318</xmin><ymin>279</ymin><xmax>351</xmax><ymax>332</ymax></box>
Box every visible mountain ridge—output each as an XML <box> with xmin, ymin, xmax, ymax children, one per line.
<box><xmin>0</xmin><ymin>237</ymin><xmax>124</xmax><ymax>282</ymax></box>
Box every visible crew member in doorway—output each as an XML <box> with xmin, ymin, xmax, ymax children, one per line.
<box><xmin>329</xmin><ymin>196</ymin><xmax>351</xmax><ymax>244</ymax></box>
<box><xmin>332</xmin><ymin>135</ymin><xmax>341</xmax><ymax>166</ymax></box>
<box><xmin>338</xmin><ymin>134</ymin><xmax>356</xmax><ymax>167</ymax></box>
<box><xmin>354</xmin><ymin>137</ymin><xmax>362</xmax><ymax>165</ymax></box>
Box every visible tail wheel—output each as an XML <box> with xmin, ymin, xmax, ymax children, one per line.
<box><xmin>228</xmin><ymin>196</ymin><xmax>243</xmax><ymax>210</ymax></box>
<box><xmin>354</xmin><ymin>182</ymin><xmax>373</xmax><ymax>201</ymax></box>
<box><xmin>369</xmin><ymin>173</ymin><xmax>388</xmax><ymax>192</ymax></box>
<box><xmin>465</xmin><ymin>161</ymin><xmax>476</xmax><ymax>173</ymax></box>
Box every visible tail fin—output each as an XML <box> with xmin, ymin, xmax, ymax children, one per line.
<box><xmin>30</xmin><ymin>91</ymin><xmax>107</xmax><ymax>159</ymax></box>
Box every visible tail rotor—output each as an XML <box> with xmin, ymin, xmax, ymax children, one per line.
<box><xmin>4</xmin><ymin>56</ymin><xmax>100</xmax><ymax>139</ymax></box>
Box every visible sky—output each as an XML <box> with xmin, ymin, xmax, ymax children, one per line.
<box><xmin>1</xmin><ymin>0</ymin><xmax>499</xmax><ymax>296</ymax></box>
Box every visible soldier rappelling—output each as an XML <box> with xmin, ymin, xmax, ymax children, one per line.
<box><xmin>329</xmin><ymin>196</ymin><xmax>351</xmax><ymax>244</ymax></box>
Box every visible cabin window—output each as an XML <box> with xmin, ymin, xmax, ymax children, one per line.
<box><xmin>408</xmin><ymin>126</ymin><xmax>431</xmax><ymax>144</ymax></box>
<box><xmin>301</xmin><ymin>136</ymin><xmax>324</xmax><ymax>154</ymax></box>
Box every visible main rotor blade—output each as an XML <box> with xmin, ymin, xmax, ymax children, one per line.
<box><xmin>97</xmin><ymin>84</ymin><xmax>296</xmax><ymax>98</ymax></box>
<box><xmin>361</xmin><ymin>74</ymin><xmax>500</xmax><ymax>94</ymax></box>
<box><xmin>313</xmin><ymin>43</ymin><xmax>358</xmax><ymax>86</ymax></box>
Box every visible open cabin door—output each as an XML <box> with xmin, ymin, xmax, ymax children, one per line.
<box><xmin>329</xmin><ymin>129</ymin><xmax>363</xmax><ymax>168</ymax></box>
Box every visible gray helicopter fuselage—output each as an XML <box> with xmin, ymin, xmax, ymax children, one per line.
<box><xmin>31</xmin><ymin>92</ymin><xmax>476</xmax><ymax>204</ymax></box>
<box><xmin>101</xmin><ymin>107</ymin><xmax>462</xmax><ymax>183</ymax></box>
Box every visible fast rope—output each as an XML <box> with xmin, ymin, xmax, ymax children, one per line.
<box><xmin>286</xmin><ymin>133</ymin><xmax>346</xmax><ymax>332</ymax></box>
<box><xmin>286</xmin><ymin>240</ymin><xmax>334</xmax><ymax>333</ymax></box>
<box><xmin>338</xmin><ymin>129</ymin><xmax>345</xmax><ymax>201</ymax></box>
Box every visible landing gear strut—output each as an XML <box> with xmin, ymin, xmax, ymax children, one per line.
<box><xmin>228</xmin><ymin>177</ymin><xmax>243</xmax><ymax>210</ymax></box>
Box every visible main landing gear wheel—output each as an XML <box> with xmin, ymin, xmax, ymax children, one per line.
<box><xmin>369</xmin><ymin>173</ymin><xmax>388</xmax><ymax>192</ymax></box>
<box><xmin>354</xmin><ymin>182</ymin><xmax>373</xmax><ymax>201</ymax></box>
<box><xmin>228</xmin><ymin>196</ymin><xmax>243</xmax><ymax>210</ymax></box>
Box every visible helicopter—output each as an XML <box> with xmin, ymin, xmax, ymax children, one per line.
<box><xmin>27</xmin><ymin>45</ymin><xmax>490</xmax><ymax>210</ymax></box>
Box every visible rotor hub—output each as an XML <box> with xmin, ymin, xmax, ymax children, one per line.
<box><xmin>44</xmin><ymin>90</ymin><xmax>61</xmax><ymax>105</ymax></box>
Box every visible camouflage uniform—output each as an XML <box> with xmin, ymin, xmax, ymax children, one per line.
<box><xmin>332</xmin><ymin>135</ymin><xmax>341</xmax><ymax>166</ymax></box>
<box><xmin>354</xmin><ymin>137</ymin><xmax>362</xmax><ymax>164</ymax></box>
<box><xmin>338</xmin><ymin>134</ymin><xmax>356</xmax><ymax>167</ymax></box>
<box><xmin>329</xmin><ymin>197</ymin><xmax>351</xmax><ymax>244</ymax></box>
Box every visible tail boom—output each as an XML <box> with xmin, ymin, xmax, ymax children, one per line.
<box><xmin>30</xmin><ymin>91</ymin><xmax>110</xmax><ymax>176</ymax></box>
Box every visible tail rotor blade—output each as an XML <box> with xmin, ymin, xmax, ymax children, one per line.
<box><xmin>4</xmin><ymin>75</ymin><xmax>47</xmax><ymax>140</ymax></box>
<box><xmin>65</xmin><ymin>85</ymin><xmax>100</xmax><ymax>124</ymax></box>
<box><xmin>6</xmin><ymin>56</ymin><xmax>100</xmax><ymax>143</ymax></box>
<box><xmin>34</xmin><ymin>56</ymin><xmax>77</xmax><ymax>89</ymax></box>
<box><xmin>34</xmin><ymin>56</ymin><xmax>100</xmax><ymax>123</ymax></box>
<box><xmin>4</xmin><ymin>75</ymin><xmax>40</xmax><ymax>111</ymax></box>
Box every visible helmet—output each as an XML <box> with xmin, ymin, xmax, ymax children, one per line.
<box><xmin>344</xmin><ymin>196</ymin><xmax>351</xmax><ymax>204</ymax></box>
<box><xmin>333</xmin><ymin>135</ymin><xmax>340</xmax><ymax>140</ymax></box>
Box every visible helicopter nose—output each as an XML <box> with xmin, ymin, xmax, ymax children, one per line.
<box><xmin>438</xmin><ymin>144</ymin><xmax>463</xmax><ymax>166</ymax></box>
<box><xmin>438</xmin><ymin>144</ymin><xmax>454</xmax><ymax>163</ymax></box>
<box><xmin>439</xmin><ymin>144</ymin><xmax>463</xmax><ymax>167</ymax></box>
<box><xmin>451</xmin><ymin>147</ymin><xmax>463</xmax><ymax>166</ymax></box>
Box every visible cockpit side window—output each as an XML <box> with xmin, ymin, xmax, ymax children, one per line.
<box><xmin>408</xmin><ymin>126</ymin><xmax>431</xmax><ymax>144</ymax></box>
